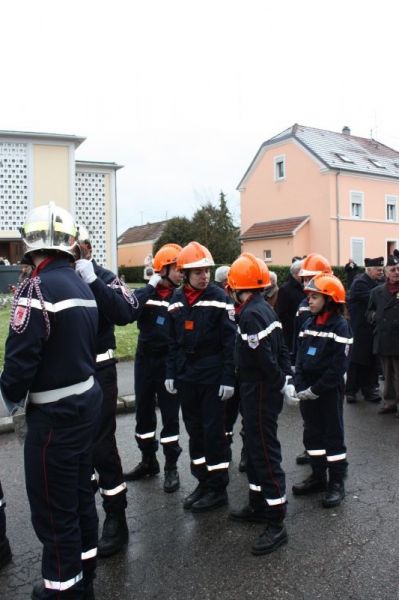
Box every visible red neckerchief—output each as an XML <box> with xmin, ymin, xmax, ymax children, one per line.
<box><xmin>235</xmin><ymin>294</ymin><xmax>253</xmax><ymax>315</ymax></box>
<box><xmin>156</xmin><ymin>284</ymin><xmax>173</xmax><ymax>300</ymax></box>
<box><xmin>31</xmin><ymin>256</ymin><xmax>56</xmax><ymax>278</ymax></box>
<box><xmin>315</xmin><ymin>310</ymin><xmax>333</xmax><ymax>326</ymax></box>
<box><xmin>387</xmin><ymin>281</ymin><xmax>399</xmax><ymax>295</ymax></box>
<box><xmin>183</xmin><ymin>284</ymin><xmax>204</xmax><ymax>306</ymax></box>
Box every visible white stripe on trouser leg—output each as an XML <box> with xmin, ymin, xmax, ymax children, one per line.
<box><xmin>207</xmin><ymin>462</ymin><xmax>229</xmax><ymax>471</ymax></box>
<box><xmin>99</xmin><ymin>482</ymin><xmax>127</xmax><ymax>496</ymax></box>
<box><xmin>249</xmin><ymin>484</ymin><xmax>262</xmax><ymax>492</ymax></box>
<box><xmin>0</xmin><ymin>498</ymin><xmax>4</xmax><ymax>508</ymax></box>
<box><xmin>136</xmin><ymin>431</ymin><xmax>156</xmax><ymax>439</ymax></box>
<box><xmin>44</xmin><ymin>571</ymin><xmax>83</xmax><ymax>591</ymax></box>
<box><xmin>81</xmin><ymin>547</ymin><xmax>97</xmax><ymax>560</ymax></box>
<box><xmin>307</xmin><ymin>449</ymin><xmax>326</xmax><ymax>456</ymax></box>
<box><xmin>327</xmin><ymin>453</ymin><xmax>347</xmax><ymax>462</ymax></box>
<box><xmin>160</xmin><ymin>435</ymin><xmax>179</xmax><ymax>444</ymax></box>
<box><xmin>192</xmin><ymin>457</ymin><xmax>206</xmax><ymax>465</ymax></box>
<box><xmin>265</xmin><ymin>495</ymin><xmax>286</xmax><ymax>506</ymax></box>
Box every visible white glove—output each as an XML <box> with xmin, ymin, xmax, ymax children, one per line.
<box><xmin>297</xmin><ymin>387</ymin><xmax>319</xmax><ymax>401</ymax></box>
<box><xmin>148</xmin><ymin>273</ymin><xmax>162</xmax><ymax>288</ymax></box>
<box><xmin>280</xmin><ymin>375</ymin><xmax>294</xmax><ymax>394</ymax></box>
<box><xmin>284</xmin><ymin>384</ymin><xmax>299</xmax><ymax>407</ymax></box>
<box><xmin>218</xmin><ymin>385</ymin><xmax>235</xmax><ymax>401</ymax></box>
<box><xmin>165</xmin><ymin>379</ymin><xmax>177</xmax><ymax>394</ymax></box>
<box><xmin>75</xmin><ymin>259</ymin><xmax>97</xmax><ymax>284</ymax></box>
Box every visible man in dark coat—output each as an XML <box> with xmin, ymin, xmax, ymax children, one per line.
<box><xmin>367</xmin><ymin>255</ymin><xmax>399</xmax><ymax>416</ymax></box>
<box><xmin>275</xmin><ymin>260</ymin><xmax>305</xmax><ymax>362</ymax></box>
<box><xmin>346</xmin><ymin>257</ymin><xmax>384</xmax><ymax>403</ymax></box>
<box><xmin>344</xmin><ymin>258</ymin><xmax>360</xmax><ymax>289</ymax></box>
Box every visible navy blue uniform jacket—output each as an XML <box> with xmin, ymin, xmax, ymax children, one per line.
<box><xmin>1</xmin><ymin>258</ymin><xmax>98</xmax><ymax>403</ymax></box>
<box><xmin>166</xmin><ymin>283</ymin><xmax>236</xmax><ymax>386</ymax></box>
<box><xmin>236</xmin><ymin>294</ymin><xmax>291</xmax><ymax>390</ymax></box>
<box><xmin>295</xmin><ymin>313</ymin><xmax>352</xmax><ymax>396</ymax></box>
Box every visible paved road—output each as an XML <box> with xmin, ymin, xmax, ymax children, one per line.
<box><xmin>1</xmin><ymin>367</ymin><xmax>398</xmax><ymax>600</ymax></box>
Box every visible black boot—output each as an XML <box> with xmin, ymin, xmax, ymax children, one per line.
<box><xmin>238</xmin><ymin>447</ymin><xmax>247</xmax><ymax>473</ymax></box>
<box><xmin>191</xmin><ymin>489</ymin><xmax>228</xmax><ymax>512</ymax></box>
<box><xmin>0</xmin><ymin>537</ymin><xmax>11</xmax><ymax>569</ymax></box>
<box><xmin>292</xmin><ymin>473</ymin><xmax>326</xmax><ymax>495</ymax></box>
<box><xmin>183</xmin><ymin>483</ymin><xmax>208</xmax><ymax>510</ymax></box>
<box><xmin>229</xmin><ymin>504</ymin><xmax>269</xmax><ymax>523</ymax></box>
<box><xmin>98</xmin><ymin>511</ymin><xmax>129</xmax><ymax>558</ymax></box>
<box><xmin>295</xmin><ymin>450</ymin><xmax>310</xmax><ymax>465</ymax></box>
<box><xmin>163</xmin><ymin>466</ymin><xmax>180</xmax><ymax>493</ymax></box>
<box><xmin>124</xmin><ymin>455</ymin><xmax>160</xmax><ymax>481</ymax></box>
<box><xmin>251</xmin><ymin>522</ymin><xmax>288</xmax><ymax>555</ymax></box>
<box><xmin>322</xmin><ymin>481</ymin><xmax>345</xmax><ymax>508</ymax></box>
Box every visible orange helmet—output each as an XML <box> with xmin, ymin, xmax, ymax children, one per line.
<box><xmin>153</xmin><ymin>243</ymin><xmax>182</xmax><ymax>272</ymax></box>
<box><xmin>227</xmin><ymin>253</ymin><xmax>270</xmax><ymax>290</ymax></box>
<box><xmin>304</xmin><ymin>274</ymin><xmax>346</xmax><ymax>303</ymax></box>
<box><xmin>177</xmin><ymin>241</ymin><xmax>214</xmax><ymax>269</ymax></box>
<box><xmin>299</xmin><ymin>253</ymin><xmax>333</xmax><ymax>277</ymax></box>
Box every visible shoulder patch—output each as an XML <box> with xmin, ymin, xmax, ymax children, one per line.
<box><xmin>247</xmin><ymin>334</ymin><xmax>259</xmax><ymax>349</ymax></box>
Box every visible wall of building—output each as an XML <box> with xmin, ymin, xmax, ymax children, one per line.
<box><xmin>33</xmin><ymin>144</ymin><xmax>71</xmax><ymax>208</ymax></box>
<box><xmin>240</xmin><ymin>139</ymin><xmax>332</xmax><ymax>263</ymax></box>
<box><xmin>118</xmin><ymin>240</ymin><xmax>153</xmax><ymax>267</ymax></box>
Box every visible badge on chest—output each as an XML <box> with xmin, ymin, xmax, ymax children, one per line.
<box><xmin>156</xmin><ymin>315</ymin><xmax>165</xmax><ymax>326</ymax></box>
<box><xmin>307</xmin><ymin>346</ymin><xmax>317</xmax><ymax>356</ymax></box>
<box><xmin>184</xmin><ymin>320</ymin><xmax>195</xmax><ymax>330</ymax></box>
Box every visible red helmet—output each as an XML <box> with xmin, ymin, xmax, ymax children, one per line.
<box><xmin>304</xmin><ymin>274</ymin><xmax>346</xmax><ymax>303</ymax></box>
<box><xmin>153</xmin><ymin>243</ymin><xmax>182</xmax><ymax>272</ymax></box>
<box><xmin>227</xmin><ymin>253</ymin><xmax>270</xmax><ymax>290</ymax></box>
<box><xmin>299</xmin><ymin>253</ymin><xmax>333</xmax><ymax>277</ymax></box>
<box><xmin>176</xmin><ymin>241</ymin><xmax>214</xmax><ymax>270</ymax></box>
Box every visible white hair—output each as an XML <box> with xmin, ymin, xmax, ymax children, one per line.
<box><xmin>214</xmin><ymin>265</ymin><xmax>230</xmax><ymax>283</ymax></box>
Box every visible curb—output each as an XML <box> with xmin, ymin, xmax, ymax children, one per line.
<box><xmin>0</xmin><ymin>395</ymin><xmax>136</xmax><ymax>435</ymax></box>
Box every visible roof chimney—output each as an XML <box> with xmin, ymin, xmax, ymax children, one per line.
<box><xmin>342</xmin><ymin>126</ymin><xmax>351</xmax><ymax>136</ymax></box>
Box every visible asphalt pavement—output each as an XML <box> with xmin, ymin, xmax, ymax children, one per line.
<box><xmin>1</xmin><ymin>365</ymin><xmax>398</xmax><ymax>600</ymax></box>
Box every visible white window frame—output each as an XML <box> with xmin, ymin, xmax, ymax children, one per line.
<box><xmin>385</xmin><ymin>194</ymin><xmax>398</xmax><ymax>222</ymax></box>
<box><xmin>264</xmin><ymin>249</ymin><xmax>272</xmax><ymax>262</ymax></box>
<box><xmin>350</xmin><ymin>237</ymin><xmax>365</xmax><ymax>266</ymax></box>
<box><xmin>274</xmin><ymin>155</ymin><xmax>286</xmax><ymax>181</ymax></box>
<box><xmin>349</xmin><ymin>191</ymin><xmax>364</xmax><ymax>219</ymax></box>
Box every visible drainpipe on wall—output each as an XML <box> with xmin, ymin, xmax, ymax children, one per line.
<box><xmin>335</xmin><ymin>170</ymin><xmax>341</xmax><ymax>265</ymax></box>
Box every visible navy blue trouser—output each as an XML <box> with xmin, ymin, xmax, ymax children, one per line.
<box><xmin>240</xmin><ymin>381</ymin><xmax>286</xmax><ymax>523</ymax></box>
<box><xmin>94</xmin><ymin>363</ymin><xmax>127</xmax><ymax>512</ymax></box>
<box><xmin>134</xmin><ymin>352</ymin><xmax>181</xmax><ymax>466</ymax></box>
<box><xmin>25</xmin><ymin>382</ymin><xmax>102</xmax><ymax>599</ymax></box>
<box><xmin>178</xmin><ymin>381</ymin><xmax>229</xmax><ymax>491</ymax></box>
<box><xmin>301</xmin><ymin>386</ymin><xmax>347</xmax><ymax>481</ymax></box>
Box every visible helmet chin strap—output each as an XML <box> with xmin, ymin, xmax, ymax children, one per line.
<box><xmin>161</xmin><ymin>264</ymin><xmax>180</xmax><ymax>288</ymax></box>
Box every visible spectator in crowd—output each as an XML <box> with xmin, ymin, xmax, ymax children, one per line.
<box><xmin>275</xmin><ymin>260</ymin><xmax>305</xmax><ymax>362</ymax></box>
<box><xmin>346</xmin><ymin>257</ymin><xmax>384</xmax><ymax>403</ymax></box>
<box><xmin>18</xmin><ymin>257</ymin><xmax>32</xmax><ymax>283</ymax></box>
<box><xmin>367</xmin><ymin>254</ymin><xmax>399</xmax><ymax>416</ymax></box>
<box><xmin>214</xmin><ymin>265</ymin><xmax>230</xmax><ymax>290</ymax></box>
<box><xmin>344</xmin><ymin>258</ymin><xmax>360</xmax><ymax>289</ymax></box>
<box><xmin>264</xmin><ymin>270</ymin><xmax>279</xmax><ymax>309</ymax></box>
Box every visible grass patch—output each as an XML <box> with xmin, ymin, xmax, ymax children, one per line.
<box><xmin>0</xmin><ymin>294</ymin><xmax>140</xmax><ymax>366</ymax></box>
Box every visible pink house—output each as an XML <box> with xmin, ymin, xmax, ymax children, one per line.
<box><xmin>238</xmin><ymin>124</ymin><xmax>399</xmax><ymax>266</ymax></box>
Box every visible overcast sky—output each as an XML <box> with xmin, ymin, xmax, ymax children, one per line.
<box><xmin>2</xmin><ymin>0</ymin><xmax>399</xmax><ymax>233</ymax></box>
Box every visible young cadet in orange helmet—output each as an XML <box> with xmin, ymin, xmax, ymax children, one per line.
<box><xmin>292</xmin><ymin>274</ymin><xmax>352</xmax><ymax>508</ymax></box>
<box><xmin>227</xmin><ymin>252</ymin><xmax>293</xmax><ymax>555</ymax></box>
<box><xmin>293</xmin><ymin>253</ymin><xmax>333</xmax><ymax>466</ymax></box>
<box><xmin>124</xmin><ymin>244</ymin><xmax>184</xmax><ymax>493</ymax></box>
<box><xmin>165</xmin><ymin>241</ymin><xmax>236</xmax><ymax>512</ymax></box>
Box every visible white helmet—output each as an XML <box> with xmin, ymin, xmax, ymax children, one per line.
<box><xmin>21</xmin><ymin>202</ymin><xmax>78</xmax><ymax>258</ymax></box>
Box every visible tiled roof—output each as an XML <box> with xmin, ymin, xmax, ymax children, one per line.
<box><xmin>238</xmin><ymin>124</ymin><xmax>399</xmax><ymax>188</ymax></box>
<box><xmin>241</xmin><ymin>216</ymin><xmax>309</xmax><ymax>240</ymax></box>
<box><xmin>118</xmin><ymin>220</ymin><xmax>168</xmax><ymax>245</ymax></box>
